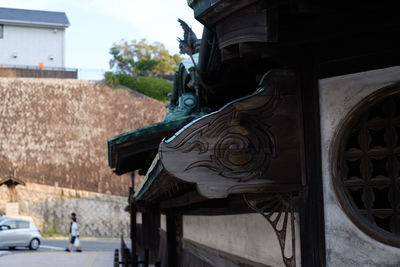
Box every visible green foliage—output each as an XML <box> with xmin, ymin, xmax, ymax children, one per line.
<box><xmin>109</xmin><ymin>39</ymin><xmax>183</xmax><ymax>76</ymax></box>
<box><xmin>104</xmin><ymin>71</ymin><xmax>120</xmax><ymax>87</ymax></box>
<box><xmin>116</xmin><ymin>74</ymin><xmax>172</xmax><ymax>102</ymax></box>
<box><xmin>135</xmin><ymin>59</ymin><xmax>160</xmax><ymax>76</ymax></box>
<box><xmin>107</xmin><ymin>39</ymin><xmax>178</xmax><ymax>101</ymax></box>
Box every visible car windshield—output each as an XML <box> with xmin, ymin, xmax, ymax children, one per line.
<box><xmin>0</xmin><ymin>218</ymin><xmax>4</xmax><ymax>224</ymax></box>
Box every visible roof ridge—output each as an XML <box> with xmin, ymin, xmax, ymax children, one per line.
<box><xmin>0</xmin><ymin>7</ymin><xmax>70</xmax><ymax>27</ymax></box>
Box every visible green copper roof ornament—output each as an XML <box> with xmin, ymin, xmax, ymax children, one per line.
<box><xmin>163</xmin><ymin>19</ymin><xmax>210</xmax><ymax>122</ymax></box>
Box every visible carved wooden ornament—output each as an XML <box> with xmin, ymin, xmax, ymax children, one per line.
<box><xmin>159</xmin><ymin>70</ymin><xmax>302</xmax><ymax>198</ymax></box>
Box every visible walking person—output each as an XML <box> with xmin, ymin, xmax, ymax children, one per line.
<box><xmin>70</xmin><ymin>216</ymin><xmax>82</xmax><ymax>252</ymax></box>
<box><xmin>65</xmin><ymin>212</ymin><xmax>75</xmax><ymax>252</ymax></box>
<box><xmin>69</xmin><ymin>212</ymin><xmax>76</xmax><ymax>236</ymax></box>
<box><xmin>65</xmin><ymin>213</ymin><xmax>82</xmax><ymax>252</ymax></box>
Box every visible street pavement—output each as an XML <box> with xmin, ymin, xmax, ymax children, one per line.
<box><xmin>0</xmin><ymin>238</ymin><xmax>121</xmax><ymax>267</ymax></box>
<box><xmin>0</xmin><ymin>252</ymin><xmax>10</xmax><ymax>257</ymax></box>
<box><xmin>0</xmin><ymin>251</ymin><xmax>113</xmax><ymax>267</ymax></box>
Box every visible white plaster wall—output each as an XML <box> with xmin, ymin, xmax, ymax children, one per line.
<box><xmin>136</xmin><ymin>212</ymin><xmax>143</xmax><ymax>224</ymax></box>
<box><xmin>319</xmin><ymin>66</ymin><xmax>400</xmax><ymax>266</ymax></box>
<box><xmin>0</xmin><ymin>25</ymin><xmax>65</xmax><ymax>68</ymax></box>
<box><xmin>160</xmin><ymin>214</ymin><xmax>166</xmax><ymax>231</ymax></box>
<box><xmin>183</xmin><ymin>213</ymin><xmax>301</xmax><ymax>267</ymax></box>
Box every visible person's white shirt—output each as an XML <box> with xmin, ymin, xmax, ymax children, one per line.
<box><xmin>71</xmin><ymin>222</ymin><xmax>79</xmax><ymax>236</ymax></box>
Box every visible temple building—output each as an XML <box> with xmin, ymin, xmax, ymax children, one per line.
<box><xmin>108</xmin><ymin>0</ymin><xmax>400</xmax><ymax>266</ymax></box>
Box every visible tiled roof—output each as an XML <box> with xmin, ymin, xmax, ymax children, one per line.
<box><xmin>0</xmin><ymin>7</ymin><xmax>69</xmax><ymax>27</ymax></box>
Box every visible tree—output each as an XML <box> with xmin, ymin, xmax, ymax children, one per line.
<box><xmin>109</xmin><ymin>39</ymin><xmax>183</xmax><ymax>77</ymax></box>
<box><xmin>103</xmin><ymin>71</ymin><xmax>119</xmax><ymax>87</ymax></box>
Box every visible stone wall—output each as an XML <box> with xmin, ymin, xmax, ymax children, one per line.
<box><xmin>319</xmin><ymin>66</ymin><xmax>400</xmax><ymax>266</ymax></box>
<box><xmin>0</xmin><ymin>182</ymin><xmax>130</xmax><ymax>237</ymax></box>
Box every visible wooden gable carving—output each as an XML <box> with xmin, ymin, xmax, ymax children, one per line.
<box><xmin>159</xmin><ymin>69</ymin><xmax>302</xmax><ymax>198</ymax></box>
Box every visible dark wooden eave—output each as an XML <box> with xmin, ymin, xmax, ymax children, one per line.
<box><xmin>133</xmin><ymin>158</ymin><xmax>284</xmax><ymax>215</ymax></box>
<box><xmin>108</xmin><ymin>116</ymin><xmax>199</xmax><ymax>175</ymax></box>
<box><xmin>189</xmin><ymin>0</ymin><xmax>400</xmax><ymax>69</ymax></box>
<box><xmin>189</xmin><ymin>1</ymin><xmax>400</xmax><ymax>45</ymax></box>
<box><xmin>0</xmin><ymin>176</ymin><xmax>25</xmax><ymax>187</ymax></box>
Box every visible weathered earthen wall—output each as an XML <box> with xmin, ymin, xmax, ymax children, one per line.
<box><xmin>0</xmin><ymin>78</ymin><xmax>166</xmax><ymax>195</ymax></box>
<box><xmin>0</xmin><ymin>182</ymin><xmax>130</xmax><ymax>237</ymax></box>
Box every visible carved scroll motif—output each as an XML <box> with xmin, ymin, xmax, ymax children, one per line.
<box><xmin>165</xmin><ymin>81</ymin><xmax>281</xmax><ymax>182</ymax></box>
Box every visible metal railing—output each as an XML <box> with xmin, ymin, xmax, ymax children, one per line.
<box><xmin>0</xmin><ymin>64</ymin><xmax>78</xmax><ymax>79</ymax></box>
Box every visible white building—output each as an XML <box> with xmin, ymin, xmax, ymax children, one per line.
<box><xmin>0</xmin><ymin>7</ymin><xmax>69</xmax><ymax>69</ymax></box>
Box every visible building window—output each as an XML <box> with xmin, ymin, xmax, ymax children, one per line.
<box><xmin>334</xmin><ymin>86</ymin><xmax>400</xmax><ymax>247</ymax></box>
<box><xmin>0</xmin><ymin>24</ymin><xmax>3</xmax><ymax>39</ymax></box>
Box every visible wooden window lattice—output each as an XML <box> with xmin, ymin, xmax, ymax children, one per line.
<box><xmin>342</xmin><ymin>94</ymin><xmax>400</xmax><ymax>235</ymax></box>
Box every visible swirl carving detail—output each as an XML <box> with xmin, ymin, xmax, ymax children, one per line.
<box><xmin>165</xmin><ymin>79</ymin><xmax>281</xmax><ymax>182</ymax></box>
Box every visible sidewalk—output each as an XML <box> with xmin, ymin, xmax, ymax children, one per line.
<box><xmin>44</xmin><ymin>236</ymin><xmax>120</xmax><ymax>242</ymax></box>
<box><xmin>0</xmin><ymin>251</ymin><xmax>11</xmax><ymax>257</ymax></box>
<box><xmin>0</xmin><ymin>251</ymin><xmax>113</xmax><ymax>267</ymax></box>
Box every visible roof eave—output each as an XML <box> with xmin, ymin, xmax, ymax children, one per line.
<box><xmin>0</xmin><ymin>19</ymin><xmax>69</xmax><ymax>28</ymax></box>
<box><xmin>108</xmin><ymin>115</ymin><xmax>203</xmax><ymax>174</ymax></box>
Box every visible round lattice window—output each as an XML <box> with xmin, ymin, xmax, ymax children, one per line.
<box><xmin>334</xmin><ymin>87</ymin><xmax>400</xmax><ymax>247</ymax></box>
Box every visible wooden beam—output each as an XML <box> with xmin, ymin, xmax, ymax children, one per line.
<box><xmin>298</xmin><ymin>52</ymin><xmax>326</xmax><ymax>267</ymax></box>
<box><xmin>129</xmin><ymin>187</ymin><xmax>138</xmax><ymax>266</ymax></box>
<box><xmin>166</xmin><ymin>212</ymin><xmax>178</xmax><ymax>267</ymax></box>
<box><xmin>160</xmin><ymin>191</ymin><xmax>207</xmax><ymax>210</ymax></box>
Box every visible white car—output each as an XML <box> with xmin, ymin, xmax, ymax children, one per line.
<box><xmin>0</xmin><ymin>217</ymin><xmax>42</xmax><ymax>250</ymax></box>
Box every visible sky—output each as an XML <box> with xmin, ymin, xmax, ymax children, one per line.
<box><xmin>0</xmin><ymin>0</ymin><xmax>204</xmax><ymax>79</ymax></box>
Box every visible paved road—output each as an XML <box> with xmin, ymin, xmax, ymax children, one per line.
<box><xmin>43</xmin><ymin>238</ymin><xmax>122</xmax><ymax>252</ymax></box>
<box><xmin>0</xmin><ymin>238</ymin><xmax>122</xmax><ymax>253</ymax></box>
<box><xmin>0</xmin><ymin>251</ymin><xmax>114</xmax><ymax>267</ymax></box>
<box><xmin>0</xmin><ymin>238</ymin><xmax>122</xmax><ymax>267</ymax></box>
